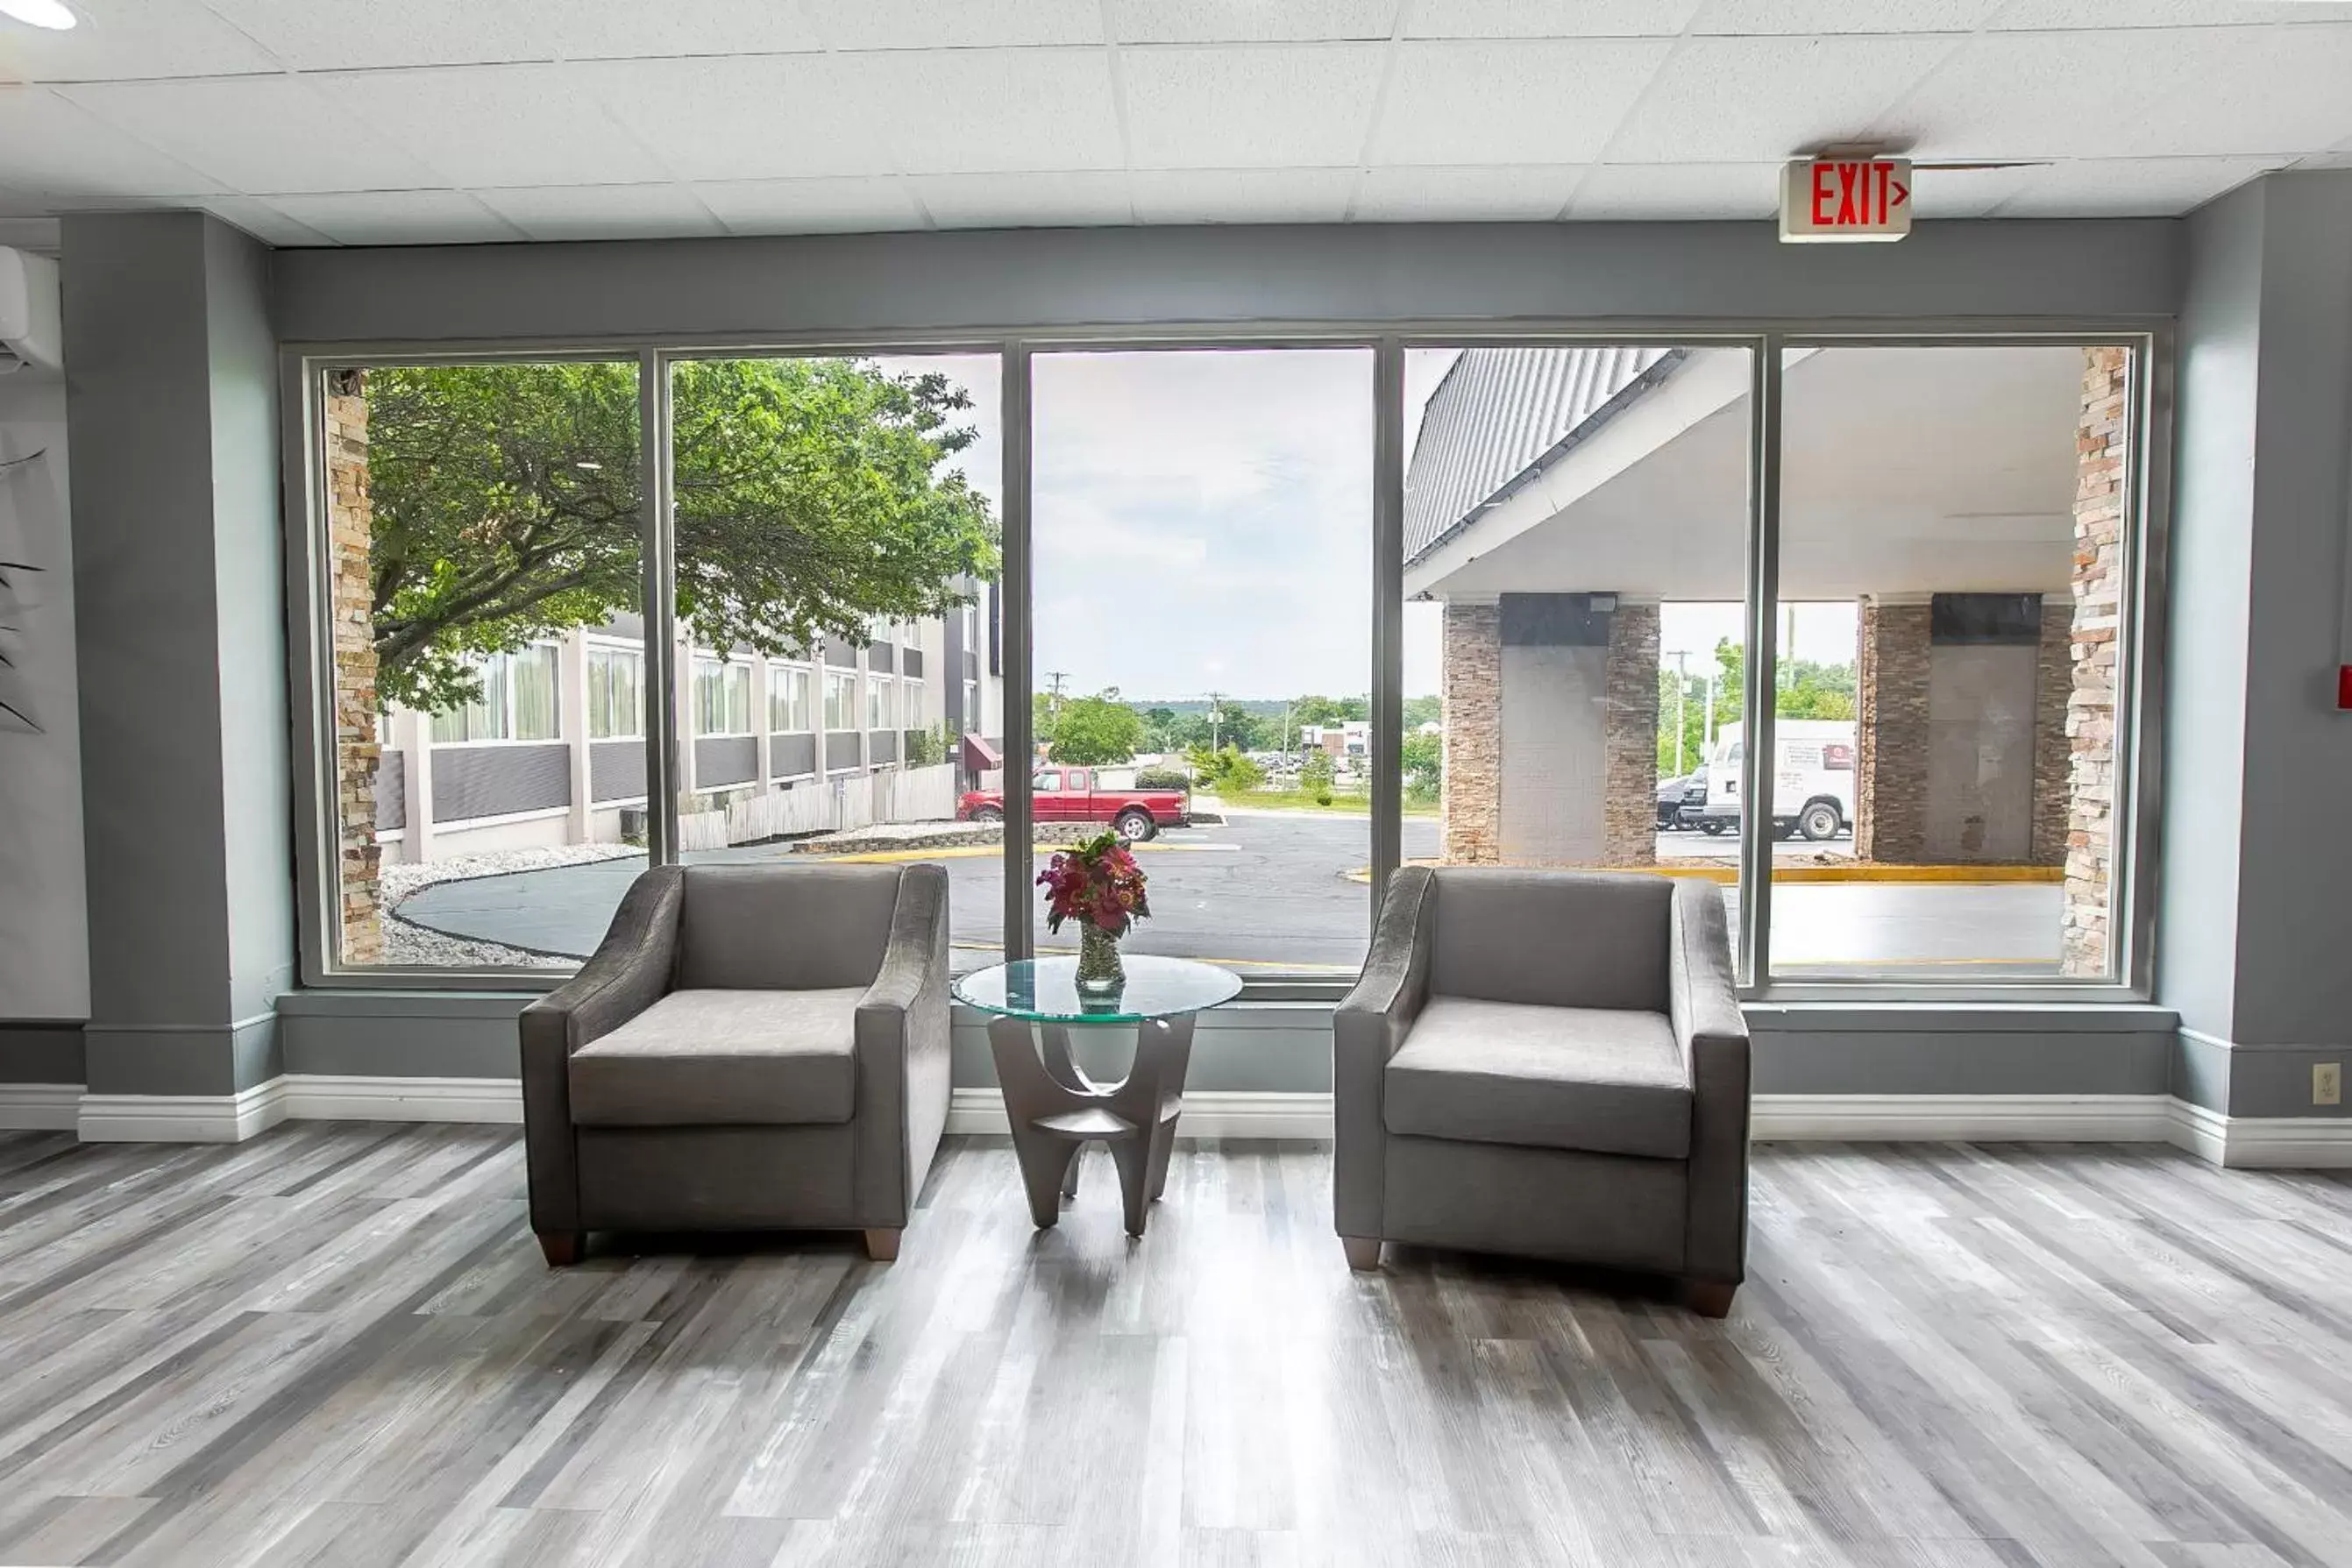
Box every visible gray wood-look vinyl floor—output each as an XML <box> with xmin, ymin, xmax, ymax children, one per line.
<box><xmin>3</xmin><ymin>1127</ymin><xmax>2350</xmax><ymax>1568</ymax></box>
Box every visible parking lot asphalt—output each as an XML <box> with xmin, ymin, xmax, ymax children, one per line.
<box><xmin>398</xmin><ymin>812</ymin><xmax>2063</xmax><ymax>976</ymax></box>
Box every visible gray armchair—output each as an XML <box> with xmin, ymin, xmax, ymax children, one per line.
<box><xmin>1332</xmin><ymin>867</ymin><xmax>1751</xmax><ymax>1316</ymax></box>
<box><xmin>521</xmin><ymin>862</ymin><xmax>951</xmax><ymax>1266</ymax></box>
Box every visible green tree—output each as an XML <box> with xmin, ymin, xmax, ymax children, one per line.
<box><xmin>1300</xmin><ymin>748</ymin><xmax>1336</xmax><ymax>805</ymax></box>
<box><xmin>1401</xmin><ymin>731</ymin><xmax>1443</xmax><ymax>802</ymax></box>
<box><xmin>1048</xmin><ymin>694</ymin><xmax>1145</xmax><ymax>765</ymax></box>
<box><xmin>1187</xmin><ymin>743</ymin><xmax>1263</xmax><ymax>796</ymax></box>
<box><xmin>1401</xmin><ymin>694</ymin><xmax>1442</xmax><ymax>730</ymax></box>
<box><xmin>1290</xmin><ymin>694</ymin><xmax>1368</xmax><ymax>729</ymax></box>
<box><xmin>365</xmin><ymin>358</ymin><xmax>998</xmax><ymax>712</ymax></box>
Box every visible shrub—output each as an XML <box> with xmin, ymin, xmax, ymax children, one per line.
<box><xmin>1134</xmin><ymin>765</ymin><xmax>1190</xmax><ymax>791</ymax></box>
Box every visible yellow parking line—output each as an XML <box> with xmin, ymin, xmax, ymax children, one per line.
<box><xmin>1346</xmin><ymin>862</ymin><xmax>2064</xmax><ymax>886</ymax></box>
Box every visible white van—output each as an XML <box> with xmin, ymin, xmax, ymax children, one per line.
<box><xmin>1693</xmin><ymin>719</ymin><xmax>1856</xmax><ymax>841</ymax></box>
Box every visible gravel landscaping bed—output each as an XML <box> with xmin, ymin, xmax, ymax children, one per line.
<box><xmin>379</xmin><ymin>843</ymin><xmax>643</xmax><ymax>968</ymax></box>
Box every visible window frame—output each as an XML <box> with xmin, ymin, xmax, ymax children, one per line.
<box><xmin>769</xmin><ymin>658</ymin><xmax>814</xmax><ymax>734</ymax></box>
<box><xmin>690</xmin><ymin>653</ymin><xmax>754</xmax><ymax>739</ymax></box>
<box><xmin>283</xmin><ymin>326</ymin><xmax>2166</xmax><ymax>1005</ymax></box>
<box><xmin>585</xmin><ymin>638</ymin><xmax>646</xmax><ymax>741</ymax></box>
<box><xmin>426</xmin><ymin>642</ymin><xmax>562</xmax><ymax>747</ymax></box>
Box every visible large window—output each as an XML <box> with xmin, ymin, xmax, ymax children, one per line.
<box><xmin>586</xmin><ymin>644</ymin><xmax>643</xmax><ymax>740</ymax></box>
<box><xmin>824</xmin><ymin>670</ymin><xmax>856</xmax><ymax>733</ymax></box>
<box><xmin>692</xmin><ymin>656</ymin><xmax>751</xmax><ymax>737</ymax></box>
<box><xmin>316</xmin><ymin>359</ymin><xmax>643</xmax><ymax>973</ymax></box>
<box><xmin>1030</xmin><ymin>349</ymin><xmax>1375</xmax><ymax>974</ymax></box>
<box><xmin>303</xmin><ymin>337</ymin><xmax>2148</xmax><ymax>995</ymax></box>
<box><xmin>1766</xmin><ymin>344</ymin><xmax>2139</xmax><ymax>983</ymax></box>
<box><xmin>1402</xmin><ymin>345</ymin><xmax>1756</xmax><ymax>974</ymax></box>
<box><xmin>770</xmin><ymin>663</ymin><xmax>812</xmax><ymax>733</ymax></box>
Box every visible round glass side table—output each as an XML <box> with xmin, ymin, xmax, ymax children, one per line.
<box><xmin>953</xmin><ymin>954</ymin><xmax>1242</xmax><ymax>1238</ymax></box>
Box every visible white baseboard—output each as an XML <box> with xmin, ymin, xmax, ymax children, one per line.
<box><xmin>77</xmin><ymin>1079</ymin><xmax>287</xmax><ymax>1143</ymax></box>
<box><xmin>33</xmin><ymin>1077</ymin><xmax>2352</xmax><ymax>1168</ymax></box>
<box><xmin>280</xmin><ymin>1074</ymin><xmax>522</xmax><ymax>1124</ymax></box>
<box><xmin>0</xmin><ymin>1082</ymin><xmax>83</xmax><ymax>1131</ymax></box>
<box><xmin>1751</xmin><ymin>1093</ymin><xmax>2178</xmax><ymax>1143</ymax></box>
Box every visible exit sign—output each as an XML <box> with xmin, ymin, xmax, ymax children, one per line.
<box><xmin>1780</xmin><ymin>158</ymin><xmax>1912</xmax><ymax>243</ymax></box>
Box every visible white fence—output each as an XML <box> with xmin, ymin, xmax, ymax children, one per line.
<box><xmin>677</xmin><ymin>763</ymin><xmax>959</xmax><ymax>851</ymax></box>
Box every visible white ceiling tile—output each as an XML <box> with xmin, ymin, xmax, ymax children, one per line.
<box><xmin>199</xmin><ymin>0</ymin><xmax>821</xmax><ymax>70</ymax></box>
<box><xmin>851</xmin><ymin>49</ymin><xmax>1122</xmax><ymax>174</ymax></box>
<box><xmin>1122</xmin><ymin>43</ymin><xmax>1386</xmax><ymax>169</ymax></box>
<box><xmin>261</xmin><ymin>189</ymin><xmax>523</xmax><ymax>245</ymax></box>
<box><xmin>1873</xmin><ymin>27</ymin><xmax>2352</xmax><ymax>160</ymax></box>
<box><xmin>1352</xmin><ymin>164</ymin><xmax>1582</xmax><ymax>221</ymax></box>
<box><xmin>1566</xmin><ymin>161</ymin><xmax>1780</xmax><ymax>219</ymax></box>
<box><xmin>1905</xmin><ymin>163</ymin><xmax>2036</xmax><ymax>217</ymax></box>
<box><xmin>0</xmin><ymin>83</ymin><xmax>223</xmax><ymax>197</ymax></box>
<box><xmin>318</xmin><ymin>66</ymin><xmax>671</xmax><ymax>189</ymax></box>
<box><xmin>61</xmin><ymin>76</ymin><xmax>445</xmax><ymax>193</ymax></box>
<box><xmin>1691</xmin><ymin>0</ymin><xmax>2000</xmax><ymax>32</ymax></box>
<box><xmin>197</xmin><ymin>192</ymin><xmax>337</xmax><ymax>245</ymax></box>
<box><xmin>195</xmin><ymin>0</ymin><xmax>551</xmax><ymax>70</ymax></box>
<box><xmin>912</xmin><ymin>171</ymin><xmax>1133</xmax><ymax>228</ymax></box>
<box><xmin>0</xmin><ymin>0</ymin><xmax>284</xmax><ymax>82</ymax></box>
<box><xmin>1986</xmin><ymin>0</ymin><xmax>2329</xmax><ymax>26</ymax></box>
<box><xmin>1405</xmin><ymin>0</ymin><xmax>1702</xmax><ymax>37</ymax></box>
<box><xmin>1111</xmin><ymin>0</ymin><xmax>1400</xmax><ymax>43</ymax></box>
<box><xmin>1129</xmin><ymin>167</ymin><xmax>1357</xmax><ymax>223</ymax></box>
<box><xmin>1370</xmin><ymin>39</ymin><xmax>1671</xmax><ymax>166</ymax></box>
<box><xmin>804</xmin><ymin>0</ymin><xmax>1102</xmax><ymax>48</ymax></box>
<box><xmin>692</xmin><ymin>176</ymin><xmax>926</xmax><ymax>235</ymax></box>
<box><xmin>471</xmin><ymin>183</ymin><xmax>726</xmax><ymax>241</ymax></box>
<box><xmin>541</xmin><ymin>0</ymin><xmax>823</xmax><ymax>60</ymax></box>
<box><xmin>1989</xmin><ymin>155</ymin><xmax>2287</xmax><ymax>216</ymax></box>
<box><xmin>577</xmin><ymin>56</ymin><xmax>900</xmax><ymax>181</ymax></box>
<box><xmin>1606</xmin><ymin>35</ymin><xmax>1959</xmax><ymax>163</ymax></box>
<box><xmin>2109</xmin><ymin>26</ymin><xmax>2352</xmax><ymax>157</ymax></box>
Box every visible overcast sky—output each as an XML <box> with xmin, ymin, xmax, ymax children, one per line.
<box><xmin>875</xmin><ymin>350</ymin><xmax>1854</xmax><ymax>704</ymax></box>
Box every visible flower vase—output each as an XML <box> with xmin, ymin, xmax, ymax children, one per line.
<box><xmin>1076</xmin><ymin>922</ymin><xmax>1126</xmax><ymax>996</ymax></box>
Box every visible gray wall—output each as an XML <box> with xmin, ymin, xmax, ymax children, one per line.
<box><xmin>0</xmin><ymin>1021</ymin><xmax>82</xmax><ymax>1086</ymax></box>
<box><xmin>2163</xmin><ymin>172</ymin><xmax>2352</xmax><ymax>1117</ymax></box>
<box><xmin>64</xmin><ymin>212</ymin><xmax>289</xmax><ymax>1097</ymax></box>
<box><xmin>693</xmin><ymin>735</ymin><xmax>756</xmax><ymax>789</ymax></box>
<box><xmin>0</xmin><ymin>377</ymin><xmax>90</xmax><ymax>1023</ymax></box>
<box><xmin>430</xmin><ymin>742</ymin><xmax>571</xmax><ymax>821</ymax></box>
<box><xmin>272</xmin><ymin>221</ymin><xmax>2182</xmax><ymax>346</ymax></box>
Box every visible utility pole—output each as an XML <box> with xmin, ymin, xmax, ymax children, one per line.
<box><xmin>1666</xmin><ymin>649</ymin><xmax>1691</xmax><ymax>776</ymax></box>
<box><xmin>1043</xmin><ymin>670</ymin><xmax>1069</xmax><ymax>715</ymax></box>
<box><xmin>1703</xmin><ymin>668</ymin><xmax>1716</xmax><ymax>750</ymax></box>
<box><xmin>1205</xmin><ymin>690</ymin><xmax>1226</xmax><ymax>753</ymax></box>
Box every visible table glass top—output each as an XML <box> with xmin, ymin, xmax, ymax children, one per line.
<box><xmin>953</xmin><ymin>955</ymin><xmax>1243</xmax><ymax>1024</ymax></box>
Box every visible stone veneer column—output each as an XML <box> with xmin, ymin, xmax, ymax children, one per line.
<box><xmin>2030</xmin><ymin>596</ymin><xmax>2073</xmax><ymax>868</ymax></box>
<box><xmin>1602</xmin><ymin>600</ymin><xmax>1659</xmax><ymax>866</ymax></box>
<box><xmin>2064</xmin><ymin>347</ymin><xmax>2128</xmax><ymax>976</ymax></box>
<box><xmin>1440</xmin><ymin>600</ymin><xmax>1500</xmax><ymax>863</ymax></box>
<box><xmin>323</xmin><ymin>371</ymin><xmax>383</xmax><ymax>964</ymax></box>
<box><xmin>1852</xmin><ymin>596</ymin><xmax>1932</xmax><ymax>864</ymax></box>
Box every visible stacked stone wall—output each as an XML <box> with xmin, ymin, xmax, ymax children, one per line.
<box><xmin>325</xmin><ymin>371</ymin><xmax>382</xmax><ymax>963</ymax></box>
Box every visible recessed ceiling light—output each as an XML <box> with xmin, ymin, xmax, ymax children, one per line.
<box><xmin>0</xmin><ymin>0</ymin><xmax>77</xmax><ymax>29</ymax></box>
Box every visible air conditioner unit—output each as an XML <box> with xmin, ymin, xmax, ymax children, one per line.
<box><xmin>0</xmin><ymin>247</ymin><xmax>63</xmax><ymax>378</ymax></box>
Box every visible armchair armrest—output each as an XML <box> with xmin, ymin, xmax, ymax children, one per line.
<box><xmin>518</xmin><ymin>865</ymin><xmax>683</xmax><ymax>1236</ymax></box>
<box><xmin>1667</xmin><ymin>878</ymin><xmax>1750</xmax><ymax>1285</ymax></box>
<box><xmin>852</xmin><ymin>863</ymin><xmax>953</xmax><ymax>1226</ymax></box>
<box><xmin>1332</xmin><ymin>864</ymin><xmax>1437</xmax><ymax>1240</ymax></box>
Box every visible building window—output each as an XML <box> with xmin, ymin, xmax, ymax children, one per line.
<box><xmin>1031</xmin><ymin>347</ymin><xmax>1374</xmax><ymax>975</ymax></box>
<box><xmin>770</xmin><ymin>663</ymin><xmax>812</xmax><ymax>732</ymax></box>
<box><xmin>692</xmin><ymin>656</ymin><xmax>751</xmax><ymax>736</ymax></box>
<box><xmin>824</xmin><ymin>669</ymin><xmax>856</xmax><ymax>731</ymax></box>
<box><xmin>962</xmin><ymin>678</ymin><xmax>980</xmax><ymax>734</ymax></box>
<box><xmin>428</xmin><ymin>644</ymin><xmax>561</xmax><ymax>744</ymax></box>
<box><xmin>314</xmin><ymin>358</ymin><xmax>641</xmax><ymax>974</ymax></box>
<box><xmin>867</xmin><ymin>673</ymin><xmax>892</xmax><ymax>730</ymax></box>
<box><xmin>902</xmin><ymin>677</ymin><xmax>924</xmax><ymax>729</ymax></box>
<box><xmin>586</xmin><ymin>645</ymin><xmax>643</xmax><ymax>740</ymax></box>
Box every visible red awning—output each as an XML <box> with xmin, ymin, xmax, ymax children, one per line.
<box><xmin>961</xmin><ymin>734</ymin><xmax>1002</xmax><ymax>772</ymax></box>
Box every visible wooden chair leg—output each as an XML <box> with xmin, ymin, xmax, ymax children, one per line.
<box><xmin>536</xmin><ymin>1231</ymin><xmax>583</xmax><ymax>1267</ymax></box>
<box><xmin>1685</xmin><ymin>1280</ymin><xmax>1737</xmax><ymax>1318</ymax></box>
<box><xmin>863</xmin><ymin>1229</ymin><xmax>902</xmax><ymax>1262</ymax></box>
<box><xmin>1341</xmin><ymin>1236</ymin><xmax>1382</xmax><ymax>1271</ymax></box>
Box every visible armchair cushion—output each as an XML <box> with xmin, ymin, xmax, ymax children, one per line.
<box><xmin>568</xmin><ymin>987</ymin><xmax>863</xmax><ymax>1127</ymax></box>
<box><xmin>1427</xmin><ymin>869</ymin><xmax>1673</xmax><ymax>1012</ymax></box>
<box><xmin>1382</xmin><ymin>997</ymin><xmax>1692</xmax><ymax>1160</ymax></box>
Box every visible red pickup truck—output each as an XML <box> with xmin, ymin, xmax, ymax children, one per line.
<box><xmin>956</xmin><ymin>767</ymin><xmax>1191</xmax><ymax>841</ymax></box>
